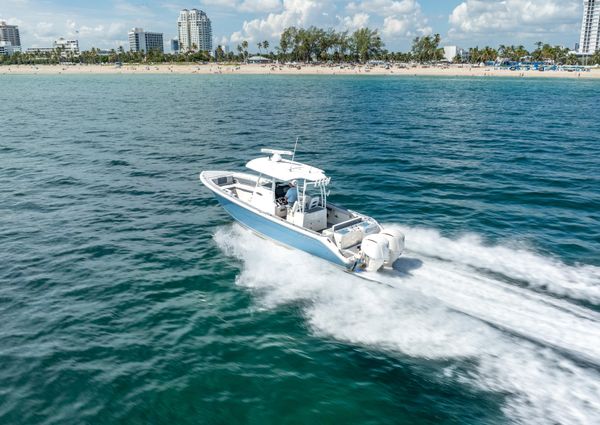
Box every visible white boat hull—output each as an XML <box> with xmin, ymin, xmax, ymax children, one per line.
<box><xmin>201</xmin><ymin>171</ymin><xmax>355</xmax><ymax>270</ymax></box>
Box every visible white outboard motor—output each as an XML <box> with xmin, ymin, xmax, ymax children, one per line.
<box><xmin>360</xmin><ymin>234</ymin><xmax>390</xmax><ymax>272</ymax></box>
<box><xmin>380</xmin><ymin>229</ymin><xmax>405</xmax><ymax>267</ymax></box>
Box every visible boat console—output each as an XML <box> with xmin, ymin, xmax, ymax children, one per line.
<box><xmin>287</xmin><ymin>199</ymin><xmax>327</xmax><ymax>232</ymax></box>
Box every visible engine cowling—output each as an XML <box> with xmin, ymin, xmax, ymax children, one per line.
<box><xmin>360</xmin><ymin>234</ymin><xmax>390</xmax><ymax>271</ymax></box>
<box><xmin>380</xmin><ymin>229</ymin><xmax>405</xmax><ymax>266</ymax></box>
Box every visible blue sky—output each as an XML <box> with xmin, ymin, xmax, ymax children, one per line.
<box><xmin>0</xmin><ymin>1</ymin><xmax>583</xmax><ymax>51</ymax></box>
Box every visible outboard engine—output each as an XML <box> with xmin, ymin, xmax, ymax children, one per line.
<box><xmin>380</xmin><ymin>229</ymin><xmax>405</xmax><ymax>266</ymax></box>
<box><xmin>360</xmin><ymin>234</ymin><xmax>390</xmax><ymax>272</ymax></box>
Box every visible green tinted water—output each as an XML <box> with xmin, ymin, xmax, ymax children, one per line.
<box><xmin>1</xmin><ymin>75</ymin><xmax>599</xmax><ymax>424</ymax></box>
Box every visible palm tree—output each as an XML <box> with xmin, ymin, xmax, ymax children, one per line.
<box><xmin>215</xmin><ymin>45</ymin><xmax>225</xmax><ymax>62</ymax></box>
<box><xmin>263</xmin><ymin>40</ymin><xmax>269</xmax><ymax>55</ymax></box>
<box><xmin>241</xmin><ymin>40</ymin><xmax>249</xmax><ymax>62</ymax></box>
<box><xmin>565</xmin><ymin>53</ymin><xmax>578</xmax><ymax>65</ymax></box>
<box><xmin>515</xmin><ymin>45</ymin><xmax>528</xmax><ymax>61</ymax></box>
<box><xmin>257</xmin><ymin>41</ymin><xmax>263</xmax><ymax>54</ymax></box>
<box><xmin>591</xmin><ymin>49</ymin><xmax>600</xmax><ymax>65</ymax></box>
<box><xmin>468</xmin><ymin>47</ymin><xmax>481</xmax><ymax>64</ymax></box>
<box><xmin>411</xmin><ymin>34</ymin><xmax>442</xmax><ymax>63</ymax></box>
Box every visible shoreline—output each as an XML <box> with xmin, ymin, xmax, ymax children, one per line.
<box><xmin>1</xmin><ymin>63</ymin><xmax>599</xmax><ymax>79</ymax></box>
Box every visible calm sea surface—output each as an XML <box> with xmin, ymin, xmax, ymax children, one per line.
<box><xmin>1</xmin><ymin>74</ymin><xmax>600</xmax><ymax>424</ymax></box>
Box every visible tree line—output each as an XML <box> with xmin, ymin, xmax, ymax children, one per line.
<box><xmin>2</xmin><ymin>27</ymin><xmax>600</xmax><ymax>65</ymax></box>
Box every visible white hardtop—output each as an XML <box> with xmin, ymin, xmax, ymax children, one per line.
<box><xmin>246</xmin><ymin>148</ymin><xmax>328</xmax><ymax>182</ymax></box>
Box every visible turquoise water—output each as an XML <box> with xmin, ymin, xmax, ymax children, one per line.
<box><xmin>1</xmin><ymin>74</ymin><xmax>599</xmax><ymax>424</ymax></box>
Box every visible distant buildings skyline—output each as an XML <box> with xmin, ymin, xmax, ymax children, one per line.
<box><xmin>0</xmin><ymin>8</ymin><xmax>214</xmax><ymax>56</ymax></box>
<box><xmin>2</xmin><ymin>3</ymin><xmax>600</xmax><ymax>58</ymax></box>
<box><xmin>0</xmin><ymin>1</ymin><xmax>596</xmax><ymax>53</ymax></box>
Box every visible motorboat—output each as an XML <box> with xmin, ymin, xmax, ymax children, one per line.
<box><xmin>200</xmin><ymin>149</ymin><xmax>405</xmax><ymax>272</ymax></box>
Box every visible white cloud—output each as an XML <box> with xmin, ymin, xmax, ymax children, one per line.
<box><xmin>382</xmin><ymin>16</ymin><xmax>408</xmax><ymax>37</ymax></box>
<box><xmin>338</xmin><ymin>12</ymin><xmax>370</xmax><ymax>32</ymax></box>
<box><xmin>31</xmin><ymin>21</ymin><xmax>55</xmax><ymax>44</ymax></box>
<box><xmin>229</xmin><ymin>0</ymin><xmax>429</xmax><ymax>47</ymax></box>
<box><xmin>347</xmin><ymin>0</ymin><xmax>430</xmax><ymax>39</ymax></box>
<box><xmin>230</xmin><ymin>0</ymin><xmax>329</xmax><ymax>44</ymax></box>
<box><xmin>448</xmin><ymin>0</ymin><xmax>580</xmax><ymax>38</ymax></box>
<box><xmin>22</xmin><ymin>18</ymin><xmax>128</xmax><ymax>48</ymax></box>
<box><xmin>382</xmin><ymin>15</ymin><xmax>431</xmax><ymax>38</ymax></box>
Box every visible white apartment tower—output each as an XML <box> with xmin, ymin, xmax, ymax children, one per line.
<box><xmin>128</xmin><ymin>28</ymin><xmax>164</xmax><ymax>53</ymax></box>
<box><xmin>177</xmin><ymin>9</ymin><xmax>212</xmax><ymax>52</ymax></box>
<box><xmin>579</xmin><ymin>0</ymin><xmax>600</xmax><ymax>54</ymax></box>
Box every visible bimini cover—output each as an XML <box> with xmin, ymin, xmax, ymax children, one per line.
<box><xmin>246</xmin><ymin>156</ymin><xmax>328</xmax><ymax>182</ymax></box>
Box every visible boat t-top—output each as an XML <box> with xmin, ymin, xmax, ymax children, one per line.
<box><xmin>200</xmin><ymin>148</ymin><xmax>405</xmax><ymax>272</ymax></box>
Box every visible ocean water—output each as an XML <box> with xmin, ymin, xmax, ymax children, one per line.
<box><xmin>1</xmin><ymin>74</ymin><xmax>599</xmax><ymax>425</ymax></box>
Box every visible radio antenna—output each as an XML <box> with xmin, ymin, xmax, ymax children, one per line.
<box><xmin>291</xmin><ymin>136</ymin><xmax>299</xmax><ymax>162</ymax></box>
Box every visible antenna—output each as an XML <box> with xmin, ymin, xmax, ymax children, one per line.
<box><xmin>291</xmin><ymin>136</ymin><xmax>299</xmax><ymax>162</ymax></box>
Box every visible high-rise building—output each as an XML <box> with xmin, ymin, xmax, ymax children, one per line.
<box><xmin>0</xmin><ymin>21</ymin><xmax>21</xmax><ymax>49</ymax></box>
<box><xmin>579</xmin><ymin>0</ymin><xmax>600</xmax><ymax>54</ymax></box>
<box><xmin>177</xmin><ymin>9</ymin><xmax>212</xmax><ymax>52</ymax></box>
<box><xmin>128</xmin><ymin>28</ymin><xmax>164</xmax><ymax>53</ymax></box>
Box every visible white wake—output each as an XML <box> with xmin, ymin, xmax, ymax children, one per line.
<box><xmin>214</xmin><ymin>224</ymin><xmax>600</xmax><ymax>425</ymax></box>
<box><xmin>388</xmin><ymin>225</ymin><xmax>600</xmax><ymax>304</ymax></box>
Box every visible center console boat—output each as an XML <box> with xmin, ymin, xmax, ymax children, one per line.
<box><xmin>200</xmin><ymin>149</ymin><xmax>405</xmax><ymax>272</ymax></box>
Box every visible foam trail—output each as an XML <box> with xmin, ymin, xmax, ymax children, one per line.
<box><xmin>376</xmin><ymin>252</ymin><xmax>600</xmax><ymax>363</ymax></box>
<box><xmin>386</xmin><ymin>225</ymin><xmax>600</xmax><ymax>305</ymax></box>
<box><xmin>214</xmin><ymin>224</ymin><xmax>600</xmax><ymax>425</ymax></box>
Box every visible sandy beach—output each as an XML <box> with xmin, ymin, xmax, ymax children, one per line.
<box><xmin>1</xmin><ymin>63</ymin><xmax>599</xmax><ymax>78</ymax></box>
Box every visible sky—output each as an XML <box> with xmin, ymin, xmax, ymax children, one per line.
<box><xmin>0</xmin><ymin>0</ymin><xmax>584</xmax><ymax>52</ymax></box>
